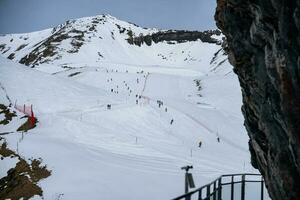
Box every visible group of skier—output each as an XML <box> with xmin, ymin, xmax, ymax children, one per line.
<box><xmin>155</xmin><ymin>99</ymin><xmax>174</xmax><ymax>125</ymax></box>
<box><xmin>104</xmin><ymin>68</ymin><xmax>223</xmax><ymax>150</ymax></box>
<box><xmin>198</xmin><ymin>136</ymin><xmax>220</xmax><ymax>149</ymax></box>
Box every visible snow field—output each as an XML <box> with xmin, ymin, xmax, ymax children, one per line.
<box><xmin>0</xmin><ymin>14</ymin><xmax>257</xmax><ymax>200</ymax></box>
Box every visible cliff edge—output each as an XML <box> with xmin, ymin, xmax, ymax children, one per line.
<box><xmin>215</xmin><ymin>0</ymin><xmax>300</xmax><ymax>199</ymax></box>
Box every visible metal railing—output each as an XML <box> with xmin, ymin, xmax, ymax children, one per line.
<box><xmin>172</xmin><ymin>173</ymin><xmax>267</xmax><ymax>200</ymax></box>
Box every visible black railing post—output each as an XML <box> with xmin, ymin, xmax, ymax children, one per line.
<box><xmin>171</xmin><ymin>173</ymin><xmax>265</xmax><ymax>200</ymax></box>
<box><xmin>241</xmin><ymin>175</ymin><xmax>245</xmax><ymax>200</ymax></box>
<box><xmin>198</xmin><ymin>188</ymin><xmax>202</xmax><ymax>200</ymax></box>
<box><xmin>261</xmin><ymin>177</ymin><xmax>264</xmax><ymax>200</ymax></box>
<box><xmin>185</xmin><ymin>172</ymin><xmax>189</xmax><ymax>200</ymax></box>
<box><xmin>187</xmin><ymin>194</ymin><xmax>191</xmax><ymax>200</ymax></box>
<box><xmin>231</xmin><ymin>176</ymin><xmax>234</xmax><ymax>200</ymax></box>
<box><xmin>213</xmin><ymin>181</ymin><xmax>216</xmax><ymax>200</ymax></box>
<box><xmin>218</xmin><ymin>177</ymin><xmax>222</xmax><ymax>200</ymax></box>
<box><xmin>206</xmin><ymin>185</ymin><xmax>210</xmax><ymax>199</ymax></box>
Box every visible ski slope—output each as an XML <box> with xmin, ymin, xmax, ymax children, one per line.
<box><xmin>0</xmin><ymin>15</ymin><xmax>256</xmax><ymax>200</ymax></box>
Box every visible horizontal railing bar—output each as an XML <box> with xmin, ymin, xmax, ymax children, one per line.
<box><xmin>221</xmin><ymin>173</ymin><xmax>261</xmax><ymax>177</ymax></box>
<box><xmin>222</xmin><ymin>181</ymin><xmax>264</xmax><ymax>185</ymax></box>
<box><xmin>244</xmin><ymin>180</ymin><xmax>264</xmax><ymax>183</ymax></box>
<box><xmin>193</xmin><ymin>174</ymin><xmax>262</xmax><ymax>191</ymax></box>
<box><xmin>171</xmin><ymin>190</ymin><xmax>198</xmax><ymax>200</ymax></box>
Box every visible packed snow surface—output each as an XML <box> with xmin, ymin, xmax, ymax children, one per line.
<box><xmin>0</xmin><ymin>15</ymin><xmax>256</xmax><ymax>200</ymax></box>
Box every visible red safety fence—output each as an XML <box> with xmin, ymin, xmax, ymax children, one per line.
<box><xmin>14</xmin><ymin>101</ymin><xmax>36</xmax><ymax>127</ymax></box>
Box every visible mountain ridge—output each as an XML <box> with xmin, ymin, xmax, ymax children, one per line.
<box><xmin>0</xmin><ymin>14</ymin><xmax>225</xmax><ymax>73</ymax></box>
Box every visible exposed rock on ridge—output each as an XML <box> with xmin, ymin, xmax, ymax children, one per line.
<box><xmin>19</xmin><ymin>22</ymin><xmax>87</xmax><ymax>66</ymax></box>
<box><xmin>215</xmin><ymin>0</ymin><xmax>300</xmax><ymax>199</ymax></box>
<box><xmin>127</xmin><ymin>30</ymin><xmax>222</xmax><ymax>46</ymax></box>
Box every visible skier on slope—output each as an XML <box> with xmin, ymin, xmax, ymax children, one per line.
<box><xmin>170</xmin><ymin>119</ymin><xmax>174</xmax><ymax>125</ymax></box>
<box><xmin>199</xmin><ymin>140</ymin><xmax>202</xmax><ymax>148</ymax></box>
<box><xmin>157</xmin><ymin>100</ymin><xmax>162</xmax><ymax>108</ymax></box>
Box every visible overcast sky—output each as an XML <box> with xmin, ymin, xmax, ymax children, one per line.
<box><xmin>0</xmin><ymin>0</ymin><xmax>217</xmax><ymax>34</ymax></box>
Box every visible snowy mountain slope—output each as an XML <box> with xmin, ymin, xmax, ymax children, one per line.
<box><xmin>0</xmin><ymin>15</ymin><xmax>224</xmax><ymax>74</ymax></box>
<box><xmin>0</xmin><ymin>15</ymin><xmax>256</xmax><ymax>200</ymax></box>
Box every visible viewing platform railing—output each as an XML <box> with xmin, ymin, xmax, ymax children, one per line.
<box><xmin>171</xmin><ymin>173</ymin><xmax>270</xmax><ymax>200</ymax></box>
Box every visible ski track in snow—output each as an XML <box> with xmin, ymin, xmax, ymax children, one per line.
<box><xmin>0</xmin><ymin>60</ymin><xmax>255</xmax><ymax>200</ymax></box>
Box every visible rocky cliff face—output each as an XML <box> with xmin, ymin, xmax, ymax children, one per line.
<box><xmin>215</xmin><ymin>0</ymin><xmax>300</xmax><ymax>199</ymax></box>
<box><xmin>127</xmin><ymin>30</ymin><xmax>222</xmax><ymax>46</ymax></box>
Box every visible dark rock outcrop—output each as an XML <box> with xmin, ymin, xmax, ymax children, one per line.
<box><xmin>127</xmin><ymin>30</ymin><xmax>222</xmax><ymax>46</ymax></box>
<box><xmin>215</xmin><ymin>0</ymin><xmax>300</xmax><ymax>199</ymax></box>
<box><xmin>20</xmin><ymin>26</ymin><xmax>85</xmax><ymax>66</ymax></box>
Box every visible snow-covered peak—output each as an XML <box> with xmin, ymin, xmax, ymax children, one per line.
<box><xmin>0</xmin><ymin>14</ymin><xmax>226</xmax><ymax>74</ymax></box>
<box><xmin>51</xmin><ymin>14</ymin><xmax>155</xmax><ymax>36</ymax></box>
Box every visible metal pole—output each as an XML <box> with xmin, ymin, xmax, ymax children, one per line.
<box><xmin>261</xmin><ymin>177</ymin><xmax>264</xmax><ymax>200</ymax></box>
<box><xmin>231</xmin><ymin>176</ymin><xmax>234</xmax><ymax>200</ymax></box>
<box><xmin>241</xmin><ymin>175</ymin><xmax>245</xmax><ymax>200</ymax></box>
<box><xmin>218</xmin><ymin>177</ymin><xmax>222</xmax><ymax>200</ymax></box>
<box><xmin>213</xmin><ymin>182</ymin><xmax>216</xmax><ymax>200</ymax></box>
<box><xmin>185</xmin><ymin>172</ymin><xmax>191</xmax><ymax>200</ymax></box>
<box><xmin>181</xmin><ymin>165</ymin><xmax>193</xmax><ymax>200</ymax></box>
<box><xmin>185</xmin><ymin>173</ymin><xmax>191</xmax><ymax>200</ymax></box>
<box><xmin>198</xmin><ymin>189</ymin><xmax>202</xmax><ymax>200</ymax></box>
<box><xmin>206</xmin><ymin>185</ymin><xmax>210</xmax><ymax>199</ymax></box>
<box><xmin>185</xmin><ymin>171</ymin><xmax>188</xmax><ymax>194</ymax></box>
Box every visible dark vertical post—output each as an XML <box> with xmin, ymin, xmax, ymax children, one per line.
<box><xmin>181</xmin><ymin>166</ymin><xmax>193</xmax><ymax>200</ymax></box>
<box><xmin>231</xmin><ymin>176</ymin><xmax>234</xmax><ymax>200</ymax></box>
<box><xmin>185</xmin><ymin>172</ymin><xmax>190</xmax><ymax>200</ymax></box>
<box><xmin>218</xmin><ymin>177</ymin><xmax>222</xmax><ymax>200</ymax></box>
<box><xmin>186</xmin><ymin>194</ymin><xmax>191</xmax><ymax>200</ymax></box>
<box><xmin>261</xmin><ymin>177</ymin><xmax>264</xmax><ymax>200</ymax></box>
<box><xmin>185</xmin><ymin>172</ymin><xmax>188</xmax><ymax>193</ymax></box>
<box><xmin>213</xmin><ymin>181</ymin><xmax>216</xmax><ymax>200</ymax></box>
<box><xmin>241</xmin><ymin>175</ymin><xmax>245</xmax><ymax>200</ymax></box>
<box><xmin>198</xmin><ymin>189</ymin><xmax>202</xmax><ymax>200</ymax></box>
<box><xmin>206</xmin><ymin>185</ymin><xmax>210</xmax><ymax>199</ymax></box>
